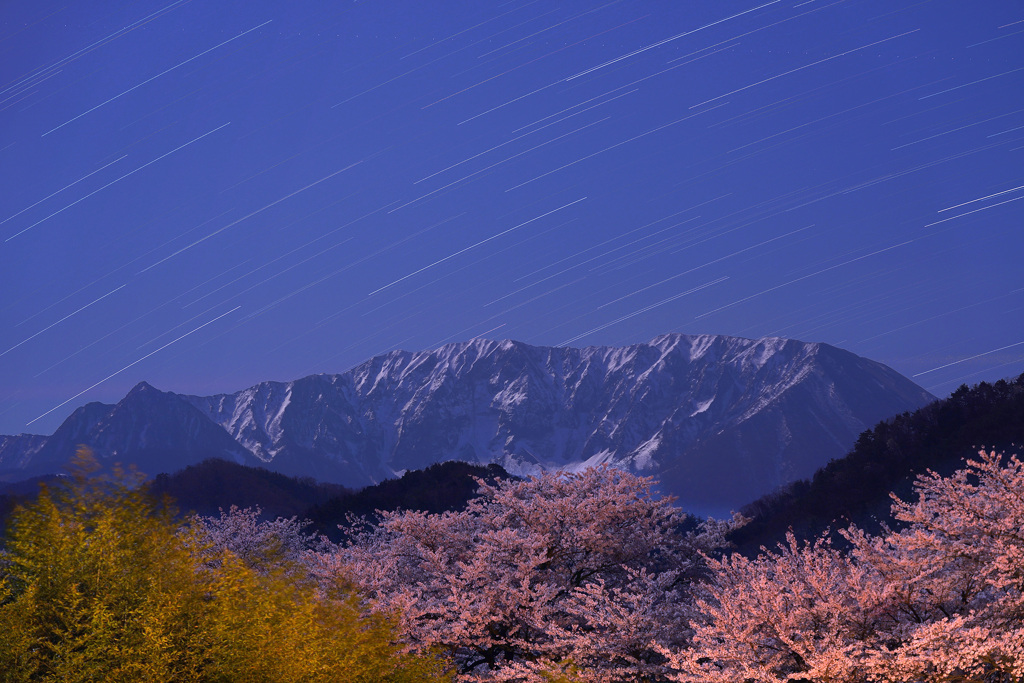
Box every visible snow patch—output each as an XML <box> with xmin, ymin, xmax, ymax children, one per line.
<box><xmin>630</xmin><ymin>435</ymin><xmax>660</xmax><ymax>470</ymax></box>
<box><xmin>688</xmin><ymin>335</ymin><xmax>717</xmax><ymax>361</ymax></box>
<box><xmin>690</xmin><ymin>398</ymin><xmax>714</xmax><ymax>416</ymax></box>
<box><xmin>267</xmin><ymin>387</ymin><xmax>291</xmax><ymax>443</ymax></box>
<box><xmin>567</xmin><ymin>449</ymin><xmax>617</xmax><ymax>471</ymax></box>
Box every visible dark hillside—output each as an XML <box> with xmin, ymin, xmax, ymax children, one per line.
<box><xmin>731</xmin><ymin>373</ymin><xmax>1024</xmax><ymax>554</ymax></box>
<box><xmin>304</xmin><ymin>461</ymin><xmax>513</xmax><ymax>541</ymax></box>
<box><xmin>148</xmin><ymin>458</ymin><xmax>349</xmax><ymax>519</ymax></box>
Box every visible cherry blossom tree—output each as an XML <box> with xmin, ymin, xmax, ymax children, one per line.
<box><xmin>186</xmin><ymin>505</ymin><xmax>327</xmax><ymax>572</ymax></box>
<box><xmin>669</xmin><ymin>533</ymin><xmax>875</xmax><ymax>682</ymax></box>
<box><xmin>672</xmin><ymin>450</ymin><xmax>1024</xmax><ymax>683</ymax></box>
<box><xmin>848</xmin><ymin>449</ymin><xmax>1024</xmax><ymax>680</ymax></box>
<box><xmin>321</xmin><ymin>465</ymin><xmax>743</xmax><ymax>682</ymax></box>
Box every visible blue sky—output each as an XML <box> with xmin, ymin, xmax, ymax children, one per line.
<box><xmin>1</xmin><ymin>0</ymin><xmax>1022</xmax><ymax>435</ymax></box>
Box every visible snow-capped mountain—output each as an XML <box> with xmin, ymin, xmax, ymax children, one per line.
<box><xmin>0</xmin><ymin>335</ymin><xmax>935</xmax><ymax>511</ymax></box>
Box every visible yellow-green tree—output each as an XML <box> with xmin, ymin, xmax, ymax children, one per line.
<box><xmin>0</xmin><ymin>447</ymin><xmax>451</xmax><ymax>683</ymax></box>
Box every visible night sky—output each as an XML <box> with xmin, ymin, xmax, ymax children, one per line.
<box><xmin>2</xmin><ymin>0</ymin><xmax>1022</xmax><ymax>436</ymax></box>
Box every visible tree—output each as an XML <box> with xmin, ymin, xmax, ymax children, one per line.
<box><xmin>673</xmin><ymin>450</ymin><xmax>1024</xmax><ymax>682</ymax></box>
<box><xmin>671</xmin><ymin>533</ymin><xmax>880</xmax><ymax>682</ymax></box>
<box><xmin>326</xmin><ymin>465</ymin><xmax>743</xmax><ymax>682</ymax></box>
<box><xmin>195</xmin><ymin>554</ymin><xmax>452</xmax><ymax>683</ymax></box>
<box><xmin>0</xmin><ymin>447</ymin><xmax>452</xmax><ymax>683</ymax></box>
<box><xmin>847</xmin><ymin>449</ymin><xmax>1024</xmax><ymax>680</ymax></box>
<box><xmin>0</xmin><ymin>450</ymin><xmax>208</xmax><ymax>681</ymax></box>
<box><xmin>187</xmin><ymin>504</ymin><xmax>326</xmax><ymax>572</ymax></box>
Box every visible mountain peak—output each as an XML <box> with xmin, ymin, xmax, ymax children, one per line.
<box><xmin>3</xmin><ymin>380</ymin><xmax>255</xmax><ymax>479</ymax></box>
<box><xmin>127</xmin><ymin>380</ymin><xmax>158</xmax><ymax>396</ymax></box>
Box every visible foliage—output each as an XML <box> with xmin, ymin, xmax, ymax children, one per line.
<box><xmin>672</xmin><ymin>450</ymin><xmax>1024</xmax><ymax>682</ymax></box>
<box><xmin>327</xmin><ymin>465</ymin><xmax>744</xmax><ymax>682</ymax></box>
<box><xmin>0</xmin><ymin>447</ymin><xmax>452</xmax><ymax>683</ymax></box>
<box><xmin>0</xmin><ymin>476</ymin><xmax>59</xmax><ymax>540</ymax></box>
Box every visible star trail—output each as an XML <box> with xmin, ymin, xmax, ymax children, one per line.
<box><xmin>1</xmin><ymin>0</ymin><xmax>1021</xmax><ymax>434</ymax></box>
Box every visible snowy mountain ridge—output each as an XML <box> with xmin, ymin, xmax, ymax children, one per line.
<box><xmin>0</xmin><ymin>334</ymin><xmax>935</xmax><ymax>512</ymax></box>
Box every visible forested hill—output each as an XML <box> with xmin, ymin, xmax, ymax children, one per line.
<box><xmin>150</xmin><ymin>459</ymin><xmax>511</xmax><ymax>538</ymax></box>
<box><xmin>731</xmin><ymin>373</ymin><xmax>1024</xmax><ymax>553</ymax></box>
<box><xmin>302</xmin><ymin>461</ymin><xmax>511</xmax><ymax>541</ymax></box>
<box><xmin>148</xmin><ymin>459</ymin><xmax>350</xmax><ymax>519</ymax></box>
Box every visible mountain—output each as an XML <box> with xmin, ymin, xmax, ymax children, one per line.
<box><xmin>0</xmin><ymin>335</ymin><xmax>935</xmax><ymax>511</ymax></box>
<box><xmin>184</xmin><ymin>334</ymin><xmax>934</xmax><ymax>512</ymax></box>
<box><xmin>1</xmin><ymin>382</ymin><xmax>256</xmax><ymax>480</ymax></box>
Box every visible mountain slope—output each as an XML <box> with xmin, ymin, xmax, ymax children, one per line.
<box><xmin>0</xmin><ymin>434</ymin><xmax>47</xmax><ymax>474</ymax></box>
<box><xmin>731</xmin><ymin>372</ymin><xmax>1024</xmax><ymax>552</ymax></box>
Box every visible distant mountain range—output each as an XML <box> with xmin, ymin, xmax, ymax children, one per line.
<box><xmin>0</xmin><ymin>334</ymin><xmax>935</xmax><ymax>512</ymax></box>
